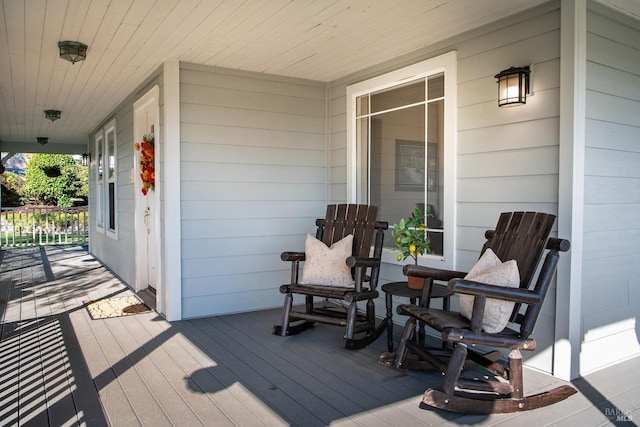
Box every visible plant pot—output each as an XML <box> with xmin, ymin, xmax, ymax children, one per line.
<box><xmin>407</xmin><ymin>275</ymin><xmax>425</xmax><ymax>290</ymax></box>
<box><xmin>43</xmin><ymin>167</ymin><xmax>61</xmax><ymax>177</ymax></box>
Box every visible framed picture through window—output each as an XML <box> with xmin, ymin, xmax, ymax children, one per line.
<box><xmin>395</xmin><ymin>140</ymin><xmax>437</xmax><ymax>191</ymax></box>
<box><xmin>396</xmin><ymin>140</ymin><xmax>424</xmax><ymax>191</ymax></box>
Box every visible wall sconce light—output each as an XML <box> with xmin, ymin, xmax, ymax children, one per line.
<box><xmin>37</xmin><ymin>137</ymin><xmax>49</xmax><ymax>145</ymax></box>
<box><xmin>495</xmin><ymin>66</ymin><xmax>530</xmax><ymax>107</ymax></box>
<box><xmin>45</xmin><ymin>109</ymin><xmax>61</xmax><ymax>121</ymax></box>
<box><xmin>58</xmin><ymin>41</ymin><xmax>88</xmax><ymax>64</ymax></box>
<box><xmin>82</xmin><ymin>153</ymin><xmax>91</xmax><ymax>166</ymax></box>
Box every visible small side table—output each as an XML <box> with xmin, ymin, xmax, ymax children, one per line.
<box><xmin>381</xmin><ymin>281</ymin><xmax>452</xmax><ymax>352</ymax></box>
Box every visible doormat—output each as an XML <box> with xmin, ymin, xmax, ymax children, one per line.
<box><xmin>85</xmin><ymin>295</ymin><xmax>151</xmax><ymax>320</ymax></box>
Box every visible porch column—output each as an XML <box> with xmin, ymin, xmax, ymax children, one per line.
<box><xmin>163</xmin><ymin>59</ymin><xmax>182</xmax><ymax>321</ymax></box>
<box><xmin>556</xmin><ymin>0</ymin><xmax>587</xmax><ymax>381</ymax></box>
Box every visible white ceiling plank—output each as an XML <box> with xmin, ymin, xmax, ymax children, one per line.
<box><xmin>0</xmin><ymin>1</ymin><xmax>15</xmax><ymax>140</ymax></box>
<box><xmin>78</xmin><ymin>0</ymin><xmax>111</xmax><ymax>48</ymax></box>
<box><xmin>0</xmin><ymin>83</ymin><xmax>15</xmax><ymax>140</ymax></box>
<box><xmin>197</xmin><ymin>0</ymin><xmax>293</xmax><ymax>65</ymax></box>
<box><xmin>24</xmin><ymin>0</ymin><xmax>47</xmax><ymax>137</ymax></box>
<box><xmin>122</xmin><ymin>0</ymin><xmax>155</xmax><ymax>25</ymax></box>
<box><xmin>35</xmin><ymin>1</ymin><xmax>67</xmax><ymax>143</ymax></box>
<box><xmin>186</xmin><ymin>1</ymin><xmax>266</xmax><ymax>65</ymax></box>
<box><xmin>5</xmin><ymin>0</ymin><xmax>25</xmax><ymax>140</ymax></box>
<box><xmin>55</xmin><ymin>0</ymin><xmax>133</xmax><ymax>138</ymax></box>
<box><xmin>217</xmin><ymin>0</ymin><xmax>352</xmax><ymax>72</ymax></box>
<box><xmin>0</xmin><ymin>1</ymin><xmax>13</xmax><ymax>85</ymax></box>
<box><xmin>161</xmin><ymin>0</ymin><xmax>238</xmax><ymax>63</ymax></box>
<box><xmin>2</xmin><ymin>0</ymin><xmax>637</xmax><ymax>147</ymax></box>
<box><xmin>60</xmin><ymin>0</ymin><xmax>91</xmax><ymax>40</ymax></box>
<box><xmin>172</xmin><ymin>0</ymin><xmax>240</xmax><ymax>64</ymax></box>
<box><xmin>124</xmin><ymin>0</ymin><xmax>193</xmax><ymax>67</ymax></box>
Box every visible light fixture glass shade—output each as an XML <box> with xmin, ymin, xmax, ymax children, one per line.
<box><xmin>37</xmin><ymin>137</ymin><xmax>49</xmax><ymax>145</ymax></box>
<box><xmin>45</xmin><ymin>109</ymin><xmax>61</xmax><ymax>121</ymax></box>
<box><xmin>495</xmin><ymin>66</ymin><xmax>530</xmax><ymax>107</ymax></box>
<box><xmin>82</xmin><ymin>153</ymin><xmax>91</xmax><ymax>166</ymax></box>
<box><xmin>58</xmin><ymin>41</ymin><xmax>88</xmax><ymax>64</ymax></box>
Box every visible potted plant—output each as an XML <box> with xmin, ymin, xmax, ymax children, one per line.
<box><xmin>42</xmin><ymin>165</ymin><xmax>61</xmax><ymax>177</ymax></box>
<box><xmin>392</xmin><ymin>206</ymin><xmax>432</xmax><ymax>289</ymax></box>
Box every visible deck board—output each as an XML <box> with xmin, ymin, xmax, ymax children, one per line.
<box><xmin>203</xmin><ymin>316</ymin><xmax>349</xmax><ymax>422</ymax></box>
<box><xmin>222</xmin><ymin>312</ymin><xmax>432</xmax><ymax>427</ymax></box>
<box><xmin>1</xmin><ymin>246</ymin><xmax>639</xmax><ymax>426</ymax></box>
<box><xmin>183</xmin><ymin>317</ymin><xmax>315</xmax><ymax>426</ymax></box>
<box><xmin>130</xmin><ymin>314</ymin><xmax>273</xmax><ymax>426</ymax></box>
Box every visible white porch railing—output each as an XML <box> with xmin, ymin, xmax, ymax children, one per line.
<box><xmin>1</xmin><ymin>206</ymin><xmax>89</xmax><ymax>248</ymax></box>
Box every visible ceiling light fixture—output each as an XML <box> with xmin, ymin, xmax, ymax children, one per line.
<box><xmin>45</xmin><ymin>110</ymin><xmax>61</xmax><ymax>121</ymax></box>
<box><xmin>58</xmin><ymin>41</ymin><xmax>88</xmax><ymax>64</ymax></box>
<box><xmin>37</xmin><ymin>137</ymin><xmax>49</xmax><ymax>145</ymax></box>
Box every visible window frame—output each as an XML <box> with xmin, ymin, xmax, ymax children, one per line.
<box><xmin>94</xmin><ymin>119</ymin><xmax>118</xmax><ymax>239</ymax></box>
<box><xmin>346</xmin><ymin>51</ymin><xmax>457</xmax><ymax>268</ymax></box>
<box><xmin>95</xmin><ymin>131</ymin><xmax>105</xmax><ymax>233</ymax></box>
<box><xmin>104</xmin><ymin>119</ymin><xmax>118</xmax><ymax>239</ymax></box>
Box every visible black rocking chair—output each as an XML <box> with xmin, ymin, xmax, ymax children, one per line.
<box><xmin>273</xmin><ymin>204</ymin><xmax>388</xmax><ymax>349</ymax></box>
<box><xmin>386</xmin><ymin>212</ymin><xmax>577</xmax><ymax>414</ymax></box>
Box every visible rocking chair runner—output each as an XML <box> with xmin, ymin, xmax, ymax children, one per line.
<box><xmin>387</xmin><ymin>212</ymin><xmax>577</xmax><ymax>414</ymax></box>
<box><xmin>273</xmin><ymin>204</ymin><xmax>388</xmax><ymax>349</ymax></box>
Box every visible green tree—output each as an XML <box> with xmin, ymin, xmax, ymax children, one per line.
<box><xmin>73</xmin><ymin>159</ymin><xmax>89</xmax><ymax>202</ymax></box>
<box><xmin>24</xmin><ymin>154</ymin><xmax>85</xmax><ymax>207</ymax></box>
<box><xmin>1</xmin><ymin>171</ymin><xmax>26</xmax><ymax>206</ymax></box>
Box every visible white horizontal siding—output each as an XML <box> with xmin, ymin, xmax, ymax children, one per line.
<box><xmin>439</xmin><ymin>6</ymin><xmax>563</xmax><ymax>375</ymax></box>
<box><xmin>182</xmin><ymin>234</ymin><xmax>305</xmax><ymax>260</ymax></box>
<box><xmin>89</xmin><ymin>74</ymin><xmax>162</xmax><ymax>289</ymax></box>
<box><xmin>580</xmin><ymin>4</ymin><xmax>640</xmax><ymax>374</ymax></box>
<box><xmin>184</xmin><ymin>287</ymin><xmax>284</xmax><ymax>319</ymax></box>
<box><xmin>181</xmin><ymin>217</ymin><xmax>314</xmax><ymax>241</ymax></box>
<box><xmin>459</xmin><ymin>117</ymin><xmax>560</xmax><ymax>154</ymax></box>
<box><xmin>179</xmin><ymin>64</ymin><xmax>328</xmax><ymax>318</ymax></box>
<box><xmin>326</xmin><ymin>4</ymin><xmax>564</xmax><ymax>374</ymax></box>
<box><xmin>328</xmin><ymin>83</ymin><xmax>348</xmax><ymax>204</ymax></box>
<box><xmin>458</xmin><ymin>146</ymin><xmax>559</xmax><ymax>178</ymax></box>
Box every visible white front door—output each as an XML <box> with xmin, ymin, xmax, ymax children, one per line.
<box><xmin>133</xmin><ymin>86</ymin><xmax>161</xmax><ymax>310</ymax></box>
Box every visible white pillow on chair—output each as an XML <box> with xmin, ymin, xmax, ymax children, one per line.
<box><xmin>300</xmin><ymin>234</ymin><xmax>355</xmax><ymax>288</ymax></box>
<box><xmin>459</xmin><ymin>248</ymin><xmax>520</xmax><ymax>333</ymax></box>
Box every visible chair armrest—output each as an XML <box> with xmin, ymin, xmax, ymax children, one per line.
<box><xmin>448</xmin><ymin>278</ymin><xmax>541</xmax><ymax>304</ymax></box>
<box><xmin>403</xmin><ymin>264</ymin><xmax>467</xmax><ymax>282</ymax></box>
<box><xmin>281</xmin><ymin>251</ymin><xmax>305</xmax><ymax>262</ymax></box>
<box><xmin>344</xmin><ymin>290</ymin><xmax>379</xmax><ymax>303</ymax></box>
<box><xmin>403</xmin><ymin>265</ymin><xmax>463</xmax><ymax>308</ymax></box>
<box><xmin>281</xmin><ymin>251</ymin><xmax>305</xmax><ymax>284</ymax></box>
<box><xmin>345</xmin><ymin>256</ymin><xmax>380</xmax><ymax>268</ymax></box>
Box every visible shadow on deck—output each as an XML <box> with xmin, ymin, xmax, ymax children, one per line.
<box><xmin>0</xmin><ymin>246</ymin><xmax>638</xmax><ymax>426</ymax></box>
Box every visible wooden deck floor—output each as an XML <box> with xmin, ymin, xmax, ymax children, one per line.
<box><xmin>1</xmin><ymin>246</ymin><xmax>639</xmax><ymax>426</ymax></box>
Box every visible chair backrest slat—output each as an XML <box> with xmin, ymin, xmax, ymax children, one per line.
<box><xmin>318</xmin><ymin>204</ymin><xmax>379</xmax><ymax>258</ymax></box>
<box><xmin>483</xmin><ymin>212</ymin><xmax>555</xmax><ymax>290</ymax></box>
<box><xmin>481</xmin><ymin>212</ymin><xmax>556</xmax><ymax>329</ymax></box>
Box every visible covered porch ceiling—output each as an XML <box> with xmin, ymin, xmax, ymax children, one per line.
<box><xmin>1</xmin><ymin>0</ymin><xmax>638</xmax><ymax>153</ymax></box>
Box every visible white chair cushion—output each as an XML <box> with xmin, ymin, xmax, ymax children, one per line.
<box><xmin>300</xmin><ymin>234</ymin><xmax>355</xmax><ymax>287</ymax></box>
<box><xmin>459</xmin><ymin>248</ymin><xmax>520</xmax><ymax>333</ymax></box>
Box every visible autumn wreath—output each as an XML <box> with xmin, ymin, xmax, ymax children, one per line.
<box><xmin>134</xmin><ymin>134</ymin><xmax>154</xmax><ymax>195</ymax></box>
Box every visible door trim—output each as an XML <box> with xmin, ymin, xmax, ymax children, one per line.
<box><xmin>133</xmin><ymin>85</ymin><xmax>162</xmax><ymax>313</ymax></box>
